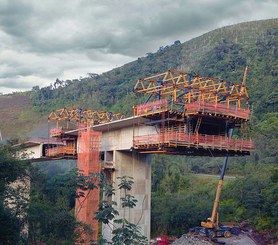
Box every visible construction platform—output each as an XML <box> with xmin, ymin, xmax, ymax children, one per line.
<box><xmin>132</xmin><ymin>100</ymin><xmax>253</xmax><ymax>156</ymax></box>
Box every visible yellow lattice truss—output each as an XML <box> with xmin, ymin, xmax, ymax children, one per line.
<box><xmin>48</xmin><ymin>108</ymin><xmax>124</xmax><ymax>127</ymax></box>
<box><xmin>134</xmin><ymin>69</ymin><xmax>249</xmax><ymax>108</ymax></box>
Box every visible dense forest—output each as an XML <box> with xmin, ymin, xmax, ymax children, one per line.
<box><xmin>0</xmin><ymin>18</ymin><xmax>277</xmax><ymax>244</ymax></box>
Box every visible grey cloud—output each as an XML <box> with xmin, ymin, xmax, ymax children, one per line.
<box><xmin>1</xmin><ymin>0</ymin><xmax>276</xmax><ymax>55</ymax></box>
<box><xmin>0</xmin><ymin>69</ymin><xmax>32</xmax><ymax>79</ymax></box>
<box><xmin>0</xmin><ymin>0</ymin><xmax>33</xmax><ymax>38</ymax></box>
<box><xmin>0</xmin><ymin>78</ymin><xmax>34</xmax><ymax>89</ymax></box>
<box><xmin>0</xmin><ymin>0</ymin><xmax>277</xmax><ymax>93</ymax></box>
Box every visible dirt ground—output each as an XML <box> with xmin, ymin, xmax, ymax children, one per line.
<box><xmin>217</xmin><ymin>233</ymin><xmax>257</xmax><ymax>245</ymax></box>
<box><xmin>171</xmin><ymin>232</ymin><xmax>258</xmax><ymax>245</ymax></box>
<box><xmin>0</xmin><ymin>95</ymin><xmax>31</xmax><ymax>138</ymax></box>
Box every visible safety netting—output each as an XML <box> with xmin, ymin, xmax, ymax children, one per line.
<box><xmin>75</xmin><ymin>125</ymin><xmax>101</xmax><ymax>244</ymax></box>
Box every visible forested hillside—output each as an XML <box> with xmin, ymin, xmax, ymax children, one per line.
<box><xmin>0</xmin><ymin>18</ymin><xmax>277</xmax><ymax>243</ymax></box>
<box><xmin>28</xmin><ymin>19</ymin><xmax>277</xmax><ymax>116</ymax></box>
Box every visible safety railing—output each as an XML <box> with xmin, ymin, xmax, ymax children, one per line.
<box><xmin>46</xmin><ymin>145</ymin><xmax>76</xmax><ymax>157</ymax></box>
<box><xmin>185</xmin><ymin>101</ymin><xmax>250</xmax><ymax>120</ymax></box>
<box><xmin>134</xmin><ymin>99</ymin><xmax>168</xmax><ymax>116</ymax></box>
<box><xmin>49</xmin><ymin>127</ymin><xmax>63</xmax><ymax>137</ymax></box>
<box><xmin>134</xmin><ymin>132</ymin><xmax>254</xmax><ymax>152</ymax></box>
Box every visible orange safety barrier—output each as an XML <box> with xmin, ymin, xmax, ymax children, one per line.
<box><xmin>134</xmin><ymin>99</ymin><xmax>168</xmax><ymax>116</ymax></box>
<box><xmin>46</xmin><ymin>145</ymin><xmax>76</xmax><ymax>157</ymax></box>
<box><xmin>49</xmin><ymin>127</ymin><xmax>63</xmax><ymax>137</ymax></box>
<box><xmin>133</xmin><ymin>132</ymin><xmax>254</xmax><ymax>152</ymax></box>
<box><xmin>185</xmin><ymin>101</ymin><xmax>250</xmax><ymax>120</ymax></box>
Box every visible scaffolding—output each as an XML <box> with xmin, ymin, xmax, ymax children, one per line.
<box><xmin>46</xmin><ymin>107</ymin><xmax>122</xmax><ymax>242</ymax></box>
<box><xmin>75</xmin><ymin>126</ymin><xmax>101</xmax><ymax>244</ymax></box>
<box><xmin>185</xmin><ymin>101</ymin><xmax>250</xmax><ymax>121</ymax></box>
<box><xmin>46</xmin><ymin>143</ymin><xmax>76</xmax><ymax>157</ymax></box>
<box><xmin>132</xmin><ymin>69</ymin><xmax>254</xmax><ymax>156</ymax></box>
<box><xmin>134</xmin><ymin>99</ymin><xmax>168</xmax><ymax>116</ymax></box>
<box><xmin>134</xmin><ymin>131</ymin><xmax>254</xmax><ymax>156</ymax></box>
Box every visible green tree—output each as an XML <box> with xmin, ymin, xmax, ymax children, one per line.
<box><xmin>78</xmin><ymin>173</ymin><xmax>147</xmax><ymax>245</ymax></box>
<box><xmin>0</xmin><ymin>144</ymin><xmax>30</xmax><ymax>244</ymax></box>
<box><xmin>255</xmin><ymin>113</ymin><xmax>278</xmax><ymax>163</ymax></box>
<box><xmin>27</xmin><ymin>166</ymin><xmax>77</xmax><ymax>244</ymax></box>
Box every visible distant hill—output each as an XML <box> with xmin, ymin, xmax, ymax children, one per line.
<box><xmin>0</xmin><ymin>95</ymin><xmax>42</xmax><ymax>140</ymax></box>
<box><xmin>1</xmin><ymin>18</ymin><xmax>277</xmax><ymax>139</ymax></box>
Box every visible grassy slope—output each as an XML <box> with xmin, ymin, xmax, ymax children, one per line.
<box><xmin>0</xmin><ymin>95</ymin><xmax>42</xmax><ymax>139</ymax></box>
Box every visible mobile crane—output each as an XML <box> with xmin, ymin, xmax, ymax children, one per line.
<box><xmin>200</xmin><ymin>68</ymin><xmax>249</xmax><ymax>238</ymax></box>
<box><xmin>199</xmin><ymin>129</ymin><xmax>241</xmax><ymax>239</ymax></box>
<box><xmin>192</xmin><ymin>142</ymin><xmax>241</xmax><ymax>242</ymax></box>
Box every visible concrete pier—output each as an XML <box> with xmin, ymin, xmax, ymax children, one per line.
<box><xmin>94</xmin><ymin>117</ymin><xmax>154</xmax><ymax>241</ymax></box>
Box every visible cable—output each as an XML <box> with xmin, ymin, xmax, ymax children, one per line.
<box><xmin>75</xmin><ymin>188</ymin><xmax>92</xmax><ymax>217</ymax></box>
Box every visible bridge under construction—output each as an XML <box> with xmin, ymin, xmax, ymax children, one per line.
<box><xmin>20</xmin><ymin>68</ymin><xmax>254</xmax><ymax>244</ymax></box>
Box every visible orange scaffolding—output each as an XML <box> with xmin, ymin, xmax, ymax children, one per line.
<box><xmin>132</xmin><ymin>69</ymin><xmax>253</xmax><ymax>156</ymax></box>
<box><xmin>185</xmin><ymin>101</ymin><xmax>250</xmax><ymax>121</ymax></box>
<box><xmin>134</xmin><ymin>99</ymin><xmax>168</xmax><ymax>116</ymax></box>
<box><xmin>133</xmin><ymin>131</ymin><xmax>254</xmax><ymax>155</ymax></box>
<box><xmin>133</xmin><ymin>99</ymin><xmax>250</xmax><ymax>121</ymax></box>
<box><xmin>46</xmin><ymin>144</ymin><xmax>76</xmax><ymax>157</ymax></box>
<box><xmin>75</xmin><ymin>126</ymin><xmax>101</xmax><ymax>244</ymax></box>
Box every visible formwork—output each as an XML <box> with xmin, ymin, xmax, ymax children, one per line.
<box><xmin>132</xmin><ymin>69</ymin><xmax>254</xmax><ymax>156</ymax></box>
<box><xmin>133</xmin><ymin>131</ymin><xmax>254</xmax><ymax>156</ymax></box>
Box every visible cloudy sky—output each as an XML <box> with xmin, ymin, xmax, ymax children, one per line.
<box><xmin>0</xmin><ymin>0</ymin><xmax>277</xmax><ymax>94</ymax></box>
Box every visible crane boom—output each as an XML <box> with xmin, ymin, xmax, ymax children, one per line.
<box><xmin>201</xmin><ymin>67</ymin><xmax>248</xmax><ymax>227</ymax></box>
<box><xmin>242</xmin><ymin>65</ymin><xmax>248</xmax><ymax>87</ymax></box>
<box><xmin>201</xmin><ymin>128</ymin><xmax>234</xmax><ymax>229</ymax></box>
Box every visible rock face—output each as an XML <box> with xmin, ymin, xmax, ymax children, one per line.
<box><xmin>171</xmin><ymin>234</ymin><xmax>212</xmax><ymax>245</ymax></box>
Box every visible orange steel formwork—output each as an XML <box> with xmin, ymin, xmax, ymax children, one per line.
<box><xmin>185</xmin><ymin>101</ymin><xmax>250</xmax><ymax>121</ymax></box>
<box><xmin>46</xmin><ymin>144</ymin><xmax>76</xmax><ymax>157</ymax></box>
<box><xmin>133</xmin><ymin>99</ymin><xmax>168</xmax><ymax>116</ymax></box>
<box><xmin>46</xmin><ymin>107</ymin><xmax>124</xmax><ymax>243</ymax></box>
<box><xmin>133</xmin><ymin>99</ymin><xmax>250</xmax><ymax>121</ymax></box>
<box><xmin>132</xmin><ymin>68</ymin><xmax>253</xmax><ymax>156</ymax></box>
<box><xmin>75</xmin><ymin>126</ymin><xmax>101</xmax><ymax>244</ymax></box>
<box><xmin>133</xmin><ymin>131</ymin><xmax>254</xmax><ymax>156</ymax></box>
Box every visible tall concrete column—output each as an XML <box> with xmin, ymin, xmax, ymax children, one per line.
<box><xmin>102</xmin><ymin>150</ymin><xmax>151</xmax><ymax>242</ymax></box>
<box><xmin>93</xmin><ymin>117</ymin><xmax>155</xmax><ymax>242</ymax></box>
